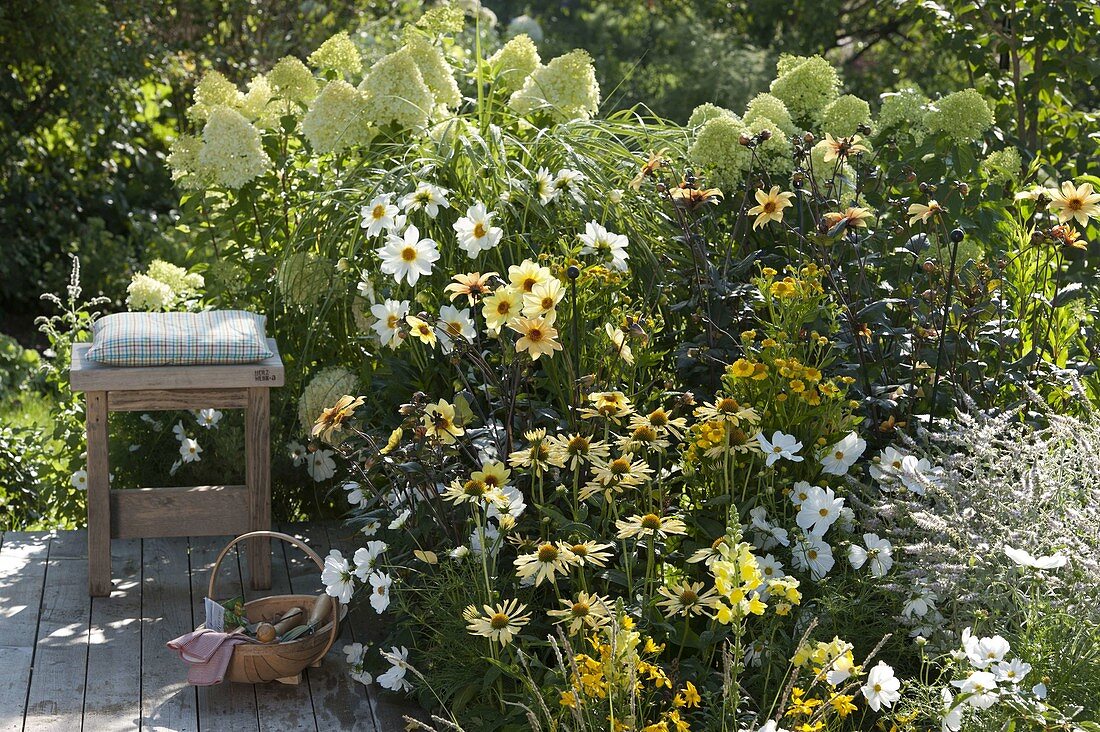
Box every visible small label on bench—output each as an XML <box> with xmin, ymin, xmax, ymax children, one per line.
<box><xmin>253</xmin><ymin>368</ymin><xmax>277</xmax><ymax>383</ymax></box>
<box><xmin>204</xmin><ymin>597</ymin><xmax>225</xmax><ymax>632</ymax></box>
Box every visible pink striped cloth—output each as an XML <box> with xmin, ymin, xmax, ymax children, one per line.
<box><xmin>167</xmin><ymin>629</ymin><xmax>248</xmax><ymax>685</ymax></box>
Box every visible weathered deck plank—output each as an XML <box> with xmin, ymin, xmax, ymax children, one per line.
<box><xmin>0</xmin><ymin>532</ymin><xmax>49</xmax><ymax>732</ymax></box>
<box><xmin>141</xmin><ymin>537</ymin><xmax>199</xmax><ymax>732</ymax></box>
<box><xmin>189</xmin><ymin>536</ymin><xmax>261</xmax><ymax>728</ymax></box>
<box><xmin>23</xmin><ymin>532</ymin><xmax>91</xmax><ymax>731</ymax></box>
<box><xmin>83</xmin><ymin>537</ymin><xmax>143</xmax><ymax>730</ymax></box>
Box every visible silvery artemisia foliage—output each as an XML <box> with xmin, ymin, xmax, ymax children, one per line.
<box><xmin>853</xmin><ymin>383</ymin><xmax>1100</xmax><ymax>645</ymax></box>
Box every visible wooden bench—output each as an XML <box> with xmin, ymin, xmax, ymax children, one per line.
<box><xmin>70</xmin><ymin>340</ymin><xmax>284</xmax><ymax>596</ymax></box>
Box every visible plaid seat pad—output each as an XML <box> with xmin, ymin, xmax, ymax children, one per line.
<box><xmin>86</xmin><ymin>310</ymin><xmax>273</xmax><ymax>367</ymax></box>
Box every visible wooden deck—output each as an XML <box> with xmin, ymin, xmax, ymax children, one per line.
<box><xmin>0</xmin><ymin>523</ymin><xmax>421</xmax><ymax>731</ymax></box>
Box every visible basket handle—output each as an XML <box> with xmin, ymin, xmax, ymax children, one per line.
<box><xmin>207</xmin><ymin>530</ymin><xmax>341</xmax><ymax>664</ymax></box>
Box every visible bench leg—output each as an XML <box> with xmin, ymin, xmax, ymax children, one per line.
<box><xmin>86</xmin><ymin>391</ymin><xmax>112</xmax><ymax>597</ymax></box>
<box><xmin>246</xmin><ymin>387</ymin><xmax>271</xmax><ymax>590</ymax></box>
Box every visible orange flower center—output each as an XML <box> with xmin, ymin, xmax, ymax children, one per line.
<box><xmin>401</xmin><ymin>247</ymin><xmax>417</xmax><ymax>262</ymax></box>
<box><xmin>489</xmin><ymin>612</ymin><xmax>510</xmax><ymax>629</ymax></box>
<box><xmin>473</xmin><ymin>222</ymin><xmax>487</xmax><ymax>237</ymax></box>
<box><xmin>640</xmin><ymin>514</ymin><xmax>662</xmax><ymax>530</ymax></box>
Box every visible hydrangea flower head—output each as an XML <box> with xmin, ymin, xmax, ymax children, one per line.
<box><xmin>746</xmin><ymin>117</ymin><xmax>793</xmax><ymax>176</ymax></box>
<box><xmin>687</xmin><ymin>103</ymin><xmax>738</xmax><ymax>130</ymax></box>
<box><xmin>197</xmin><ymin>106</ymin><xmax>271</xmax><ymax>188</ymax></box>
<box><xmin>269</xmin><ymin>56</ymin><xmax>318</xmax><ymax>105</ymax></box>
<box><xmin>307</xmin><ymin>31</ymin><xmax>362</xmax><ymax>76</ymax></box>
<box><xmin>821</xmin><ymin>94</ymin><xmax>871</xmax><ymax>137</ymax></box>
<box><xmin>188</xmin><ymin>70</ymin><xmax>243</xmax><ymax>122</ymax></box>
<box><xmin>488</xmin><ymin>34</ymin><xmax>541</xmax><ymax>94</ymax></box>
<box><xmin>127</xmin><ymin>274</ymin><xmax>175</xmax><ymax>311</ymax></box>
<box><xmin>688</xmin><ymin>114</ymin><xmax>751</xmax><ymax>189</ymax></box>
<box><xmin>278</xmin><ymin>251</ymin><xmax>330</xmax><ymax>307</ymax></box>
<box><xmin>509</xmin><ymin>49</ymin><xmax>600</xmax><ymax>122</ymax></box>
<box><xmin>769</xmin><ymin>54</ymin><xmax>840</xmax><ymax>127</ymax></box>
<box><xmin>923</xmin><ymin>88</ymin><xmax>993</xmax><ymax>144</ymax></box>
<box><xmin>167</xmin><ymin>134</ymin><xmax>212</xmax><ymax>190</ymax></box>
<box><xmin>980</xmin><ymin>147</ymin><xmax>1023</xmax><ymax>186</ymax></box>
<box><xmin>743</xmin><ymin>92</ymin><xmax>796</xmax><ymax>137</ymax></box>
<box><xmin>238</xmin><ymin>74</ymin><xmax>274</xmax><ymax>126</ymax></box>
<box><xmin>302</xmin><ymin>79</ymin><xmax>371</xmax><ymax>154</ymax></box>
<box><xmin>405</xmin><ymin>34</ymin><xmax>461</xmax><ymax>110</ymax></box>
<box><xmin>360</xmin><ymin>48</ymin><xmax>435</xmax><ymax>130</ymax></box>
<box><xmin>876</xmin><ymin>83</ymin><xmax>928</xmax><ymax>142</ymax></box>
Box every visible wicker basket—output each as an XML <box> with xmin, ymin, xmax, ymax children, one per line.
<box><xmin>202</xmin><ymin>530</ymin><xmax>340</xmax><ymax>684</ymax></box>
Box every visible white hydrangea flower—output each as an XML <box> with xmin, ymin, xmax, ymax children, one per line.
<box><xmin>302</xmin><ymin>80</ymin><xmax>370</xmax><ymax>155</ymax></box>
<box><xmin>508</xmin><ymin>49</ymin><xmax>600</xmax><ymax>122</ymax></box>
<box><xmin>360</xmin><ymin>48</ymin><xmax>434</xmax><ymax>130</ymax></box>
<box><xmin>197</xmin><ymin>106</ymin><xmax>270</xmax><ymax>188</ymax></box>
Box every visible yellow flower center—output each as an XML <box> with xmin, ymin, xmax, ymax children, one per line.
<box><xmin>633</xmin><ymin>425</ymin><xmax>657</xmax><ymax>442</ymax></box>
<box><xmin>571</xmin><ymin>544</ymin><xmax>588</xmax><ymax>557</ymax></box>
<box><xmin>1067</xmin><ymin>197</ymin><xmax>1082</xmax><ymax>211</ymax></box>
<box><xmin>372</xmin><ymin>204</ymin><xmax>386</xmax><ymax>219</ymax></box>
<box><xmin>834</xmin><ymin>450</ymin><xmax>845</xmax><ymax>459</ymax></box>
<box><xmin>648</xmin><ymin>410</ymin><xmax>669</xmax><ymax>426</ymax></box>
<box><xmin>567</xmin><ymin>436</ymin><xmax>590</xmax><ymax>453</ymax></box>
<box><xmin>680</xmin><ymin>589</ymin><xmax>699</xmax><ymax>605</ymax></box>
<box><xmin>538</xmin><ymin>544</ymin><xmax>559</xmax><ymax>562</ymax></box>
<box><xmin>401</xmin><ymin>247</ymin><xmax>417</xmax><ymax>262</ymax></box>
<box><xmin>808</xmin><ymin>549</ymin><xmax>818</xmax><ymax>560</ymax></box>
<box><xmin>571</xmin><ymin>602</ymin><xmax>590</xmax><ymax>617</ymax></box>
<box><xmin>819</xmin><ymin>508</ymin><xmax>829</xmax><ymax>517</ymax></box>
<box><xmin>640</xmin><ymin>514</ymin><xmax>662</xmax><ymax>530</ymax></box>
<box><xmin>489</xmin><ymin>612</ymin><xmax>510</xmax><ymax>630</ymax></box>
<box><xmin>446</xmin><ymin>321</ymin><xmax>462</xmax><ymax>336</ymax></box>
<box><xmin>387</xmin><ymin>315</ymin><xmax>399</xmax><ymax>328</ymax></box>
<box><xmin>763</xmin><ymin>201</ymin><xmax>777</xmax><ymax>214</ymax></box>
<box><xmin>496</xmin><ymin>301</ymin><xmax>512</xmax><ymax>315</ymax></box>
<box><xmin>463</xmin><ymin>479</ymin><xmax>486</xmax><ymax>497</ymax></box>
<box><xmin>609</xmin><ymin>457</ymin><xmax>631</xmax><ymax>475</ymax></box>
<box><xmin>540</xmin><ymin>296</ymin><xmax>554</xmax><ymax>310</ymax></box>
<box><xmin>473</xmin><ymin>222</ymin><xmax>487</xmax><ymax>238</ymax></box>
<box><xmin>716</xmin><ymin>397</ymin><xmax>739</xmax><ymax>413</ymax></box>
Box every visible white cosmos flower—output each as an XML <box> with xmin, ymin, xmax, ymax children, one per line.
<box><xmin>749</xmin><ymin>506</ymin><xmax>790</xmax><ymax>549</ymax></box>
<box><xmin>197</xmin><ymin>408</ymin><xmax>222</xmax><ymax>429</ymax></box>
<box><xmin>389</xmin><ymin>508</ymin><xmax>411</xmax><ymax>529</ymax></box>
<box><xmin>553</xmin><ymin>167</ymin><xmax>584</xmax><ymax>192</ymax></box>
<box><xmin>870</xmin><ymin>446</ymin><xmax>907</xmax><ymax>483</ymax></box>
<box><xmin>370</xmin><ymin>299</ymin><xmax>410</xmax><ymax>349</ymax></box>
<box><xmin>941</xmin><ymin>688</ymin><xmax>963</xmax><ymax>732</ymax></box>
<box><xmin>951</xmin><ymin>670</ymin><xmax>999</xmax><ymax>709</ymax></box>
<box><xmin>789</xmin><ymin>480</ymin><xmax>813</xmax><ymax>508</ymax></box>
<box><xmin>344</xmin><ymin>642</ymin><xmax>366</xmax><ymax>665</ymax></box>
<box><xmin>377</xmin><ymin>225</ymin><xmax>439</xmax><ymax>286</ymax></box>
<box><xmin>820</xmin><ymin>431</ymin><xmax>866</xmax><ymax>475</ymax></box>
<box><xmin>533</xmin><ymin>167</ymin><xmax>559</xmax><ymax>205</ymax></box>
<box><xmin>360</xmin><ymin>194</ymin><xmax>399</xmax><ymax>236</ymax></box>
<box><xmin>963</xmin><ymin>629</ymin><xmax>1011</xmax><ymax>669</ymax></box>
<box><xmin>70</xmin><ymin>470</ymin><xmax>88</xmax><ymax>490</ymax></box>
<box><xmin>1004</xmin><ymin>545</ymin><xmax>1067</xmax><ymax>570</ymax></box>
<box><xmin>288</xmin><ymin>441</ymin><xmax>307</xmax><ymax>466</ymax></box>
<box><xmin>757</xmin><ymin>553</ymin><xmax>785</xmax><ymax>581</ymax></box>
<box><xmin>861</xmin><ymin>661</ymin><xmax>901</xmax><ymax>712</ymax></box>
<box><xmin>1032</xmin><ymin>682</ymin><xmax>1047</xmax><ymax>699</ymax></box>
<box><xmin>400</xmin><ymin>183</ymin><xmax>450</xmax><ymax>218</ymax></box>
<box><xmin>755</xmin><ymin>722</ymin><xmax>792</xmax><ymax>732</ymax></box>
<box><xmin>453</xmin><ymin>201</ymin><xmax>503</xmax><ymax>258</ymax></box>
<box><xmin>795</xmin><ymin>484</ymin><xmax>845</xmax><ymax>536</ymax></box>
<box><xmin>486</xmin><ymin>483</ymin><xmax>526</xmax><ymax>521</ymax></box>
<box><xmin>898</xmin><ymin>454</ymin><xmax>941</xmax><ymax>494</ymax></box>
<box><xmin>902</xmin><ymin>586</ymin><xmax>937</xmax><ymax>619</ymax></box>
<box><xmin>367</xmin><ymin>571</ymin><xmax>392</xmax><ymax>614</ymax></box>
<box><xmin>792</xmin><ymin>535</ymin><xmax>834</xmax><ymax>580</ymax></box>
<box><xmin>179</xmin><ymin>438</ymin><xmax>203</xmax><ymax>463</ymax></box>
<box><xmin>321</xmin><ymin>549</ymin><xmax>355</xmax><ymax>604</ymax></box>
<box><xmin>847</xmin><ymin>533</ymin><xmax>894</xmax><ymax>577</ymax></box>
<box><xmin>436</xmin><ymin>304</ymin><xmax>476</xmax><ymax>354</ymax></box>
<box><xmin>361</xmin><ymin>519</ymin><xmax>381</xmax><ymax>537</ymax></box>
<box><xmin>377</xmin><ymin>646</ymin><xmax>413</xmax><ymax>692</ymax></box>
<box><xmin>345</xmin><ymin>481</ymin><xmax>368</xmax><ymax>509</ymax></box>
<box><xmin>352</xmin><ymin>541</ymin><xmax>388</xmax><ymax>581</ymax></box>
<box><xmin>307</xmin><ymin>449</ymin><xmax>336</xmax><ymax>481</ymax></box>
<box><xmin>450</xmin><ymin>545</ymin><xmax>470</xmax><ymax>561</ymax></box>
<box><xmin>172</xmin><ymin>421</ymin><xmax>188</xmax><ymax>441</ymax></box>
<box><xmin>578</xmin><ymin>221</ymin><xmax>629</xmax><ymax>271</ymax></box>
<box><xmin>756</xmin><ymin>431</ymin><xmax>804</xmax><ymax>467</ymax></box>
<box><xmin>993</xmin><ymin>658</ymin><xmax>1031</xmax><ymax>685</ymax></box>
